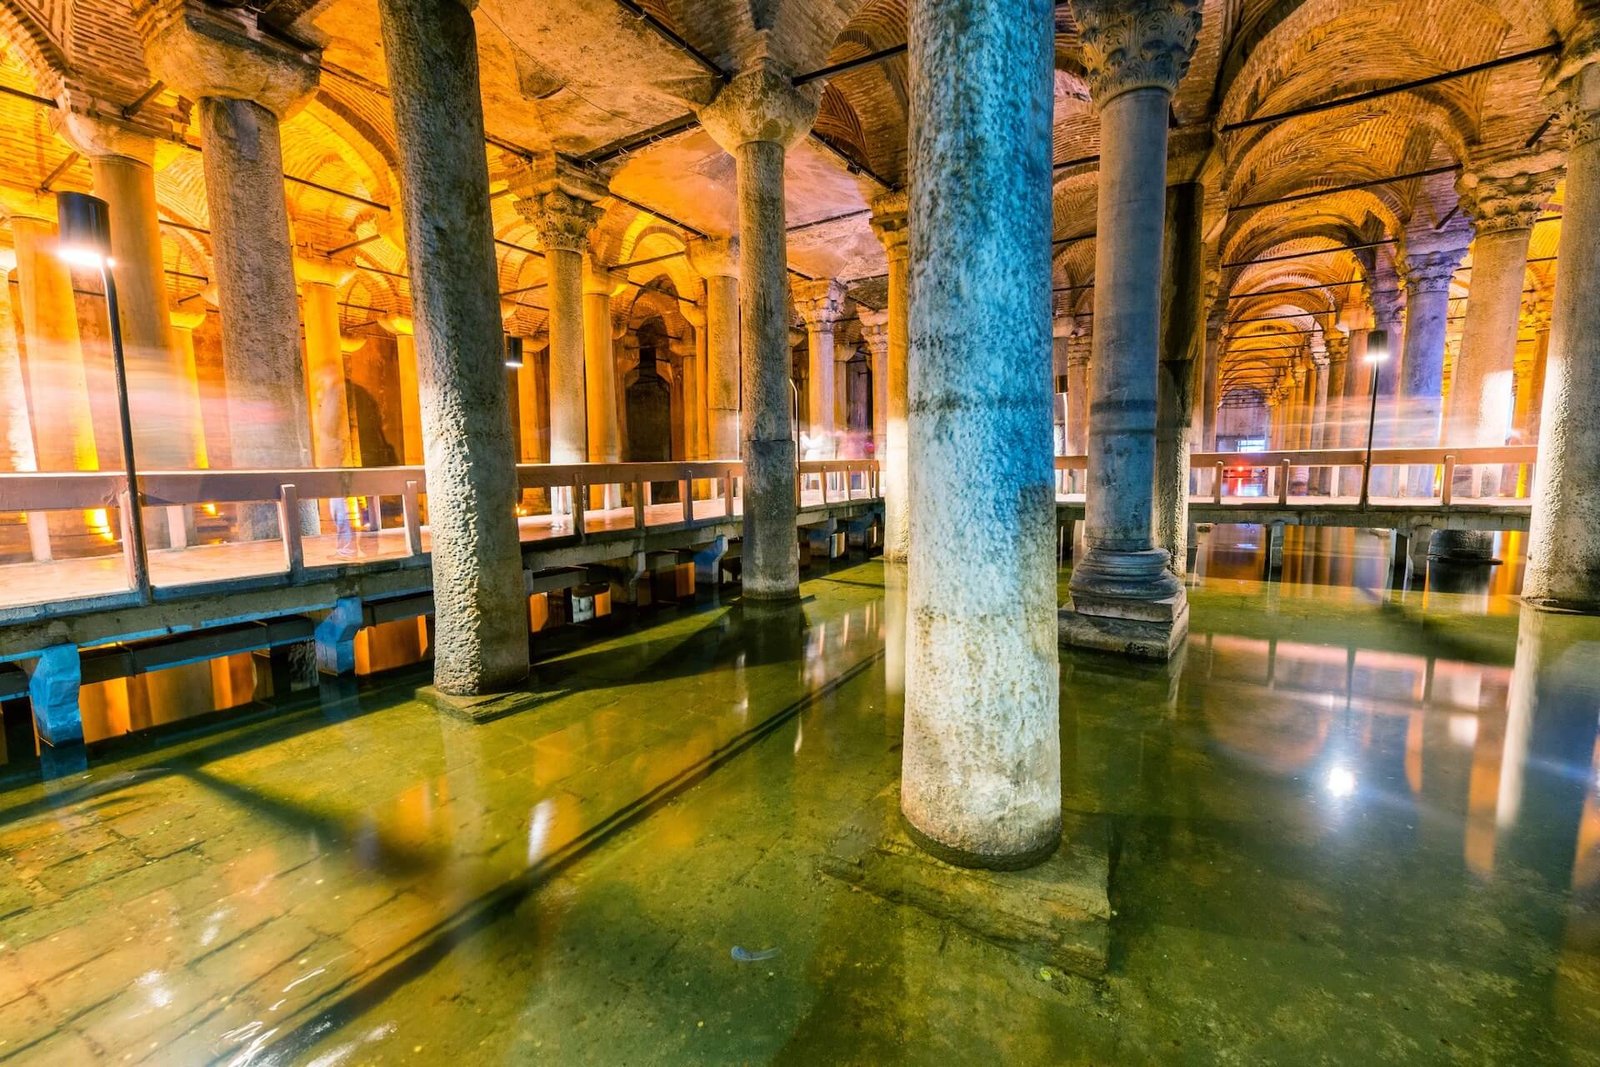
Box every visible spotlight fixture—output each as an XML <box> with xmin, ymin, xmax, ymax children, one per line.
<box><xmin>504</xmin><ymin>334</ymin><xmax>524</xmax><ymax>370</ymax></box>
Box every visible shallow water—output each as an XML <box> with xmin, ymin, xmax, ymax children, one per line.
<box><xmin>1</xmin><ymin>550</ymin><xmax>1597</xmax><ymax>1064</ymax></box>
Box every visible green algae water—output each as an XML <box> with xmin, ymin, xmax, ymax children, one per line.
<box><xmin>1</xmin><ymin>548</ymin><xmax>1597</xmax><ymax>1064</ymax></box>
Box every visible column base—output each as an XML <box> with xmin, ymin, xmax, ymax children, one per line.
<box><xmin>1062</xmin><ymin>546</ymin><xmax>1189</xmax><ymax>659</ymax></box>
<box><xmin>820</xmin><ymin>787</ymin><xmax>1110</xmax><ymax>979</ymax></box>
<box><xmin>417</xmin><ymin>684</ymin><xmax>556</xmax><ymax>724</ymax></box>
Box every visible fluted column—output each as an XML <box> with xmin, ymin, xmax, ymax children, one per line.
<box><xmin>141</xmin><ymin>2</ymin><xmax>318</xmax><ymax>495</ymax></box>
<box><xmin>699</xmin><ymin>63</ymin><xmax>818</xmax><ymax>602</ymax></box>
<box><xmin>375</xmin><ymin>0</ymin><xmax>527</xmax><ymax>693</ymax></box>
<box><xmin>902</xmin><ymin>0</ymin><xmax>1059</xmax><ymax>868</ymax></box>
<box><xmin>794</xmin><ymin>278</ymin><xmax>845</xmax><ymax>458</ymax></box>
<box><xmin>1446</xmin><ymin>164</ymin><xmax>1559</xmax><ymax>500</ymax></box>
<box><xmin>1062</xmin><ymin>0</ymin><xmax>1200</xmax><ymax>659</ymax></box>
<box><xmin>685</xmin><ymin>237</ymin><xmax>741</xmax><ymax>460</ymax></box>
<box><xmin>519</xmin><ymin>183</ymin><xmax>602</xmax><ymax>477</ymax></box>
<box><xmin>858</xmin><ymin>308</ymin><xmax>890</xmax><ymax>465</ymax></box>
<box><xmin>1526</xmin><ymin>54</ymin><xmax>1600</xmax><ymax>611</ymax></box>
<box><xmin>870</xmin><ymin>191</ymin><xmax>911</xmax><ymax>562</ymax></box>
<box><xmin>1398</xmin><ymin>229</ymin><xmax>1470</xmax><ymax>496</ymax></box>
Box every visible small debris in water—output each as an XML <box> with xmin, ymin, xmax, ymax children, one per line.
<box><xmin>1037</xmin><ymin>967</ymin><xmax>1054</xmax><ymax>982</ymax></box>
<box><xmin>731</xmin><ymin>946</ymin><xmax>779</xmax><ymax>962</ymax></box>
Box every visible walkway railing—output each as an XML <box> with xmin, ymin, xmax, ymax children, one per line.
<box><xmin>0</xmin><ymin>458</ymin><xmax>884</xmax><ymax>612</ymax></box>
<box><xmin>1056</xmin><ymin>445</ymin><xmax>1538</xmax><ymax>508</ymax></box>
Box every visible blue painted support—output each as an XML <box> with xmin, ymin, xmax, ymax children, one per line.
<box><xmin>26</xmin><ymin>644</ymin><xmax>83</xmax><ymax>746</ymax></box>
<box><xmin>315</xmin><ymin>596</ymin><xmax>363</xmax><ymax>676</ymax></box>
<box><xmin>694</xmin><ymin>535</ymin><xmax>728</xmax><ymax>584</ymax></box>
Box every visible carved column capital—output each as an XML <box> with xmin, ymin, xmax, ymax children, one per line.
<box><xmin>1324</xmin><ymin>333</ymin><xmax>1349</xmax><ymax>365</ymax></box>
<box><xmin>1459</xmin><ymin>158</ymin><xmax>1563</xmax><ymax>235</ymax></box>
<box><xmin>1068</xmin><ymin>0</ymin><xmax>1202</xmax><ymax>105</ymax></box>
<box><xmin>518</xmin><ymin>188</ymin><xmax>602</xmax><ymax>255</ymax></box>
<box><xmin>857</xmin><ymin>308</ymin><xmax>889</xmax><ymax>358</ymax></box>
<box><xmin>869</xmin><ymin>190</ymin><xmax>909</xmax><ymax>261</ymax></box>
<box><xmin>1065</xmin><ymin>330</ymin><xmax>1093</xmax><ymax>367</ymax></box>
<box><xmin>793</xmin><ymin>278</ymin><xmax>846</xmax><ymax>330</ymax></box>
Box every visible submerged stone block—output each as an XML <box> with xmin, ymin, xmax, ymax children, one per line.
<box><xmin>416</xmin><ymin>684</ymin><xmax>558</xmax><ymax>725</ymax></box>
<box><xmin>820</xmin><ymin>788</ymin><xmax>1111</xmax><ymax>980</ymax></box>
<box><xmin>1059</xmin><ymin>594</ymin><xmax>1189</xmax><ymax>660</ymax></box>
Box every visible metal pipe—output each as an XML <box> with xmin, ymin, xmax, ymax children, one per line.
<box><xmin>101</xmin><ymin>265</ymin><xmax>151</xmax><ymax>602</ymax></box>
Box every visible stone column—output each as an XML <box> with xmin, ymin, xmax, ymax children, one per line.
<box><xmin>141</xmin><ymin>3</ymin><xmax>318</xmax><ymax>488</ymax></box>
<box><xmin>685</xmin><ymin>237</ymin><xmax>741</xmax><ymax>459</ymax></box>
<box><xmin>10</xmin><ymin>213</ymin><xmax>97</xmax><ymax>476</ymax></box>
<box><xmin>167</xmin><ymin>307</ymin><xmax>211</xmax><ymax>468</ymax></box>
<box><xmin>1524</xmin><ymin>294</ymin><xmax>1553</xmax><ymax>445</ymax></box>
<box><xmin>870</xmin><ymin>191</ymin><xmax>911</xmax><ymax>562</ymax></box>
<box><xmin>858</xmin><ymin>308</ymin><xmax>890</xmax><ymax>465</ymax></box>
<box><xmin>1155</xmin><ymin>180</ymin><xmax>1204</xmax><ymax>576</ymax></box>
<box><xmin>0</xmin><ymin>252</ymin><xmax>50</xmax><ymax>559</ymax></box>
<box><xmin>55</xmin><ymin>109</ymin><xmax>201</xmax><ymax>471</ymax></box>
<box><xmin>1322</xmin><ymin>333</ymin><xmax>1349</xmax><ymax>494</ymax></box>
<box><xmin>379</xmin><ymin>315</ymin><xmax>423</xmax><ymax>464</ymax></box>
<box><xmin>1526</xmin><ymin>56</ymin><xmax>1600</xmax><ymax>611</ymax></box>
<box><xmin>1367</xmin><ymin>281</ymin><xmax>1404</xmax><ymax>497</ymax></box>
<box><xmin>375</xmin><ymin>0</ymin><xmax>528</xmax><ymax>692</ymax></box>
<box><xmin>698</xmin><ymin>63</ymin><xmax>818</xmax><ymax>602</ymax></box>
<box><xmin>297</xmin><ymin>258</ymin><xmax>355</xmax><ymax>469</ymax></box>
<box><xmin>794</xmin><ymin>278</ymin><xmax>844</xmax><ymax>458</ymax></box>
<box><xmin>902</xmin><ymin>0</ymin><xmax>1059</xmax><ymax>869</ymax></box>
<box><xmin>1201</xmin><ymin>311</ymin><xmax>1223</xmax><ymax>449</ymax></box>
<box><xmin>1065</xmin><ymin>328</ymin><xmax>1092</xmax><ymax>493</ymax></box>
<box><xmin>519</xmin><ymin>179</ymin><xmax>602</xmax><ymax>475</ymax></box>
<box><xmin>680</xmin><ymin>300</ymin><xmax>709</xmax><ymax>461</ymax></box>
<box><xmin>1397</xmin><ymin>228</ymin><xmax>1470</xmax><ymax>496</ymax></box>
<box><xmin>1444</xmin><ymin>164</ymin><xmax>1559</xmax><ymax>504</ymax></box>
<box><xmin>1061</xmin><ymin>0</ymin><xmax>1200</xmax><ymax>659</ymax></box>
<box><xmin>581</xmin><ymin>259</ymin><xmax>622</xmax><ymax>508</ymax></box>
<box><xmin>1309</xmin><ymin>350</ymin><xmax>1330</xmax><ymax>494</ymax></box>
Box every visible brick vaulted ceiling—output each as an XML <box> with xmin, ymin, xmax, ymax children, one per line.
<box><xmin>0</xmin><ymin>0</ymin><xmax>1579</xmax><ymax>389</ymax></box>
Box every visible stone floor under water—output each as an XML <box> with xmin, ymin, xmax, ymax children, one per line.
<box><xmin>1</xmin><ymin>543</ymin><xmax>1598</xmax><ymax>1064</ymax></box>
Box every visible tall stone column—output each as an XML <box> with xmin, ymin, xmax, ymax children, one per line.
<box><xmin>1061</xmin><ymin>0</ymin><xmax>1200</xmax><ymax>659</ymax></box>
<box><xmin>698</xmin><ymin>63</ymin><xmax>818</xmax><ymax>602</ymax></box>
<box><xmin>1323</xmin><ymin>333</ymin><xmax>1348</xmax><ymax>494</ymax></box>
<box><xmin>297</xmin><ymin>258</ymin><xmax>355</xmax><ymax>469</ymax></box>
<box><xmin>141</xmin><ymin>2</ymin><xmax>318</xmax><ymax>487</ymax></box>
<box><xmin>519</xmin><ymin>178</ymin><xmax>602</xmax><ymax>475</ymax></box>
<box><xmin>794</xmin><ymin>278</ymin><xmax>844</xmax><ymax>458</ymax></box>
<box><xmin>1397</xmin><ymin>227</ymin><xmax>1470</xmax><ymax>496</ymax></box>
<box><xmin>902</xmin><ymin>0</ymin><xmax>1059</xmax><ymax>869</ymax></box>
<box><xmin>0</xmin><ymin>252</ymin><xmax>50</xmax><ymax>559</ymax></box>
<box><xmin>1065</xmin><ymin>328</ymin><xmax>1091</xmax><ymax>492</ymax></box>
<box><xmin>1155</xmin><ymin>180</ymin><xmax>1204</xmax><ymax>576</ymax></box>
<box><xmin>680</xmin><ymin>301</ymin><xmax>709</xmax><ymax>461</ymax></box>
<box><xmin>1367</xmin><ymin>280</ymin><xmax>1405</xmax><ymax>497</ymax></box>
<box><xmin>11</xmin><ymin>213</ymin><xmax>97</xmax><ymax>476</ymax></box>
<box><xmin>1524</xmin><ymin>293</ymin><xmax>1553</xmax><ymax>445</ymax></box>
<box><xmin>581</xmin><ymin>258</ymin><xmax>623</xmax><ymax>499</ymax></box>
<box><xmin>1526</xmin><ymin>54</ymin><xmax>1600</xmax><ymax>611</ymax></box>
<box><xmin>1444</xmin><ymin>164</ymin><xmax>1559</xmax><ymax>497</ymax></box>
<box><xmin>858</xmin><ymin>308</ymin><xmax>890</xmax><ymax>465</ymax></box>
<box><xmin>1201</xmin><ymin>312</ymin><xmax>1223</xmax><ymax>449</ymax></box>
<box><xmin>1309</xmin><ymin>350</ymin><xmax>1330</xmax><ymax>494</ymax></box>
<box><xmin>379</xmin><ymin>315</ymin><xmax>423</xmax><ymax>465</ymax></box>
<box><xmin>167</xmin><ymin>307</ymin><xmax>211</xmax><ymax>468</ymax></box>
<box><xmin>685</xmin><ymin>237</ymin><xmax>741</xmax><ymax>460</ymax></box>
<box><xmin>374</xmin><ymin>0</ymin><xmax>528</xmax><ymax>693</ymax></box>
<box><xmin>870</xmin><ymin>191</ymin><xmax>911</xmax><ymax>562</ymax></box>
<box><xmin>55</xmin><ymin>108</ymin><xmax>200</xmax><ymax>471</ymax></box>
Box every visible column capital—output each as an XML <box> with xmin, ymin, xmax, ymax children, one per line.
<box><xmin>295</xmin><ymin>255</ymin><xmax>354</xmax><ymax>290</ymax></box>
<box><xmin>685</xmin><ymin>235</ymin><xmax>740</xmax><ymax>279</ymax></box>
<box><xmin>1324</xmin><ymin>333</ymin><xmax>1349</xmax><ymax>364</ymax></box>
<box><xmin>869</xmin><ymin>190</ymin><xmax>909</xmax><ymax>261</ymax></box>
<box><xmin>517</xmin><ymin>188</ymin><xmax>602</xmax><ymax>255</ymax></box>
<box><xmin>582</xmin><ymin>257</ymin><xmax>626</xmax><ymax>298</ymax></box>
<box><xmin>1068</xmin><ymin>0</ymin><xmax>1202</xmax><ymax>105</ymax></box>
<box><xmin>1399</xmin><ymin>228</ymin><xmax>1469</xmax><ymax>296</ymax></box>
<box><xmin>1548</xmin><ymin>33</ymin><xmax>1600</xmax><ymax>148</ymax></box>
<box><xmin>679</xmin><ymin>300</ymin><xmax>707</xmax><ymax>330</ymax></box>
<box><xmin>697</xmin><ymin>59</ymin><xmax>819</xmax><ymax>153</ymax></box>
<box><xmin>379</xmin><ymin>314</ymin><xmax>415</xmax><ymax>337</ymax></box>
<box><xmin>1523</xmin><ymin>289</ymin><xmax>1554</xmax><ymax>332</ymax></box>
<box><xmin>1458</xmin><ymin>156</ymin><xmax>1563</xmax><ymax>235</ymax></box>
<box><xmin>139</xmin><ymin>0</ymin><xmax>319</xmax><ymax>117</ymax></box>
<box><xmin>50</xmin><ymin>100</ymin><xmax>167</xmax><ymax>162</ymax></box>
<box><xmin>794</xmin><ymin>278</ymin><xmax>846</xmax><ymax>330</ymax></box>
<box><xmin>857</xmin><ymin>307</ymin><xmax>889</xmax><ymax>358</ymax></box>
<box><xmin>1066</xmin><ymin>330</ymin><xmax>1093</xmax><ymax>367</ymax></box>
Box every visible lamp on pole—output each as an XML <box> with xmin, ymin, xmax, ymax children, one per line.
<box><xmin>56</xmin><ymin>191</ymin><xmax>150</xmax><ymax>601</ymax></box>
<box><xmin>1359</xmin><ymin>328</ymin><xmax>1391</xmax><ymax>510</ymax></box>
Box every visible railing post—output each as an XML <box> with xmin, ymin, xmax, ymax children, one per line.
<box><xmin>574</xmin><ymin>481</ymin><xmax>587</xmax><ymax>540</ymax></box>
<box><xmin>402</xmin><ymin>479</ymin><xmax>423</xmax><ymax>555</ymax></box>
<box><xmin>165</xmin><ymin>505</ymin><xmax>189</xmax><ymax>549</ymax></box>
<box><xmin>682</xmin><ymin>476</ymin><xmax>694</xmax><ymax>524</ymax></box>
<box><xmin>25</xmin><ymin>512</ymin><xmax>50</xmax><ymax>562</ymax></box>
<box><xmin>820</xmin><ymin>464</ymin><xmax>830</xmax><ymax>505</ymax></box>
<box><xmin>1213</xmin><ymin>461</ymin><xmax>1224</xmax><ymax>504</ymax></box>
<box><xmin>1278</xmin><ymin>459</ymin><xmax>1290</xmax><ymax>505</ymax></box>
<box><xmin>1441</xmin><ymin>455</ymin><xmax>1455</xmax><ymax>507</ymax></box>
<box><xmin>279</xmin><ymin>484</ymin><xmax>304</xmax><ymax>580</ymax></box>
<box><xmin>633</xmin><ymin>481</ymin><xmax>646</xmax><ymax>530</ymax></box>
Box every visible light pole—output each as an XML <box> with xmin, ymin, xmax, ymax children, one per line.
<box><xmin>56</xmin><ymin>191</ymin><xmax>150</xmax><ymax>601</ymax></box>
<box><xmin>1359</xmin><ymin>328</ymin><xmax>1391</xmax><ymax>510</ymax></box>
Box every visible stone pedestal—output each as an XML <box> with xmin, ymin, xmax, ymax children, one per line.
<box><xmin>1062</xmin><ymin>0</ymin><xmax>1202</xmax><ymax>661</ymax></box>
<box><xmin>376</xmin><ymin>0</ymin><xmax>528</xmax><ymax>694</ymax></box>
<box><xmin>820</xmin><ymin>788</ymin><xmax>1110</xmax><ymax>979</ymax></box>
<box><xmin>698</xmin><ymin>62</ymin><xmax>818</xmax><ymax>603</ymax></box>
